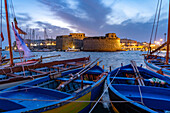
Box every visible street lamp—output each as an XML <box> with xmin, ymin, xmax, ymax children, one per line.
<box><xmin>156</xmin><ymin>41</ymin><xmax>160</xmax><ymax>45</ymax></box>
<box><xmin>154</xmin><ymin>41</ymin><xmax>157</xmax><ymax>44</ymax></box>
<box><xmin>160</xmin><ymin>38</ymin><xmax>163</xmax><ymax>44</ymax></box>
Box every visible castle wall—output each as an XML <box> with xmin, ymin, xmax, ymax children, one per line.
<box><xmin>83</xmin><ymin>38</ymin><xmax>121</xmax><ymax>51</ymax></box>
<box><xmin>56</xmin><ymin>36</ymin><xmax>83</xmax><ymax>50</ymax></box>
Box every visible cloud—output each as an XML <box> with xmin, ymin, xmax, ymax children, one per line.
<box><xmin>13</xmin><ymin>0</ymin><xmax>169</xmax><ymax>43</ymax></box>
<box><xmin>15</xmin><ymin>13</ymin><xmax>33</xmax><ymax>27</ymax></box>
<box><xmin>37</xmin><ymin>0</ymin><xmax>111</xmax><ymax>35</ymax></box>
<box><xmin>35</xmin><ymin>21</ymin><xmax>72</xmax><ymax>37</ymax></box>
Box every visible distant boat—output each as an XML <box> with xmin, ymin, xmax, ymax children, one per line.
<box><xmin>107</xmin><ymin>61</ymin><xmax>170</xmax><ymax>113</ymax></box>
<box><xmin>65</xmin><ymin>47</ymin><xmax>80</xmax><ymax>52</ymax></box>
<box><xmin>0</xmin><ymin>61</ymin><xmax>107</xmax><ymax>113</ymax></box>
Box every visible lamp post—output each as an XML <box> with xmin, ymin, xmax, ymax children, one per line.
<box><xmin>160</xmin><ymin>38</ymin><xmax>163</xmax><ymax>44</ymax></box>
<box><xmin>164</xmin><ymin>33</ymin><xmax>166</xmax><ymax>43</ymax></box>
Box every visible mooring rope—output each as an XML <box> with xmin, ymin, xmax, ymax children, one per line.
<box><xmin>0</xmin><ymin>97</ymin><xmax>144</xmax><ymax>104</ymax></box>
<box><xmin>89</xmin><ymin>68</ymin><xmax>120</xmax><ymax>113</ymax></box>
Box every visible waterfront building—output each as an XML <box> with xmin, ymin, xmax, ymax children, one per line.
<box><xmin>13</xmin><ymin>39</ymin><xmax>56</xmax><ymax>52</ymax></box>
<box><xmin>83</xmin><ymin>33</ymin><xmax>121</xmax><ymax>52</ymax></box>
<box><xmin>56</xmin><ymin>33</ymin><xmax>85</xmax><ymax>51</ymax></box>
<box><xmin>120</xmin><ymin>38</ymin><xmax>137</xmax><ymax>46</ymax></box>
<box><xmin>120</xmin><ymin>39</ymin><xmax>148</xmax><ymax>51</ymax></box>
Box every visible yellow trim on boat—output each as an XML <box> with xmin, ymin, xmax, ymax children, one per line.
<box><xmin>43</xmin><ymin>92</ymin><xmax>91</xmax><ymax>113</ymax></box>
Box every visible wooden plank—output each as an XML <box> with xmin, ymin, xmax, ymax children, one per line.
<box><xmin>28</xmin><ymin>69</ymin><xmax>47</xmax><ymax>74</ymax></box>
<box><xmin>48</xmin><ymin>66</ymin><xmax>60</xmax><ymax>70</ymax></box>
<box><xmin>6</xmin><ymin>73</ymin><xmax>20</xmax><ymax>77</ymax></box>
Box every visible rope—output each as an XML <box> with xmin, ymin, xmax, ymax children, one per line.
<box><xmin>9</xmin><ymin>0</ymin><xmax>15</xmax><ymax>18</ymax></box>
<box><xmin>154</xmin><ymin>0</ymin><xmax>162</xmax><ymax>42</ymax></box>
<box><xmin>148</xmin><ymin>0</ymin><xmax>160</xmax><ymax>54</ymax></box>
<box><xmin>0</xmin><ymin>97</ymin><xmax>144</xmax><ymax>104</ymax></box>
<box><xmin>89</xmin><ymin>68</ymin><xmax>120</xmax><ymax>113</ymax></box>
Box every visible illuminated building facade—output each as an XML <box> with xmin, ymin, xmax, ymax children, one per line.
<box><xmin>56</xmin><ymin>33</ymin><xmax>85</xmax><ymax>51</ymax></box>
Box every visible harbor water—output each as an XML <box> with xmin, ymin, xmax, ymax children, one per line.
<box><xmin>2</xmin><ymin>50</ymin><xmax>147</xmax><ymax>112</ymax></box>
<box><xmin>4</xmin><ymin>51</ymin><xmax>146</xmax><ymax>69</ymax></box>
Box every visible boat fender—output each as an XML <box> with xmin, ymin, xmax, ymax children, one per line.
<box><xmin>149</xmin><ymin>78</ymin><xmax>166</xmax><ymax>84</ymax></box>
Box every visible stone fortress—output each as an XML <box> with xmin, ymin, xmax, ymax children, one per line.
<box><xmin>11</xmin><ymin>32</ymin><xmax>147</xmax><ymax>52</ymax></box>
<box><xmin>56</xmin><ymin>33</ymin><xmax>121</xmax><ymax>52</ymax></box>
<box><xmin>83</xmin><ymin>33</ymin><xmax>121</xmax><ymax>51</ymax></box>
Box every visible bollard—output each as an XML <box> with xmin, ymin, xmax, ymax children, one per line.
<box><xmin>109</xmin><ymin>66</ymin><xmax>111</xmax><ymax>72</ymax></box>
<box><xmin>140</xmin><ymin>64</ymin><xmax>143</xmax><ymax>67</ymax></box>
<box><xmin>121</xmin><ymin>63</ymin><xmax>123</xmax><ymax>67</ymax></box>
<box><xmin>97</xmin><ymin>61</ymin><xmax>99</xmax><ymax>66</ymax></box>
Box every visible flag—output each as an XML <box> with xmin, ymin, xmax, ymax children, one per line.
<box><xmin>17</xmin><ymin>27</ymin><xmax>27</xmax><ymax>35</ymax></box>
<box><xmin>1</xmin><ymin>32</ymin><xmax>4</xmax><ymax>42</ymax></box>
<box><xmin>12</xmin><ymin>23</ymin><xmax>31</xmax><ymax>58</ymax></box>
<box><xmin>14</xmin><ymin>17</ymin><xmax>18</xmax><ymax>29</ymax></box>
<box><xmin>14</xmin><ymin>17</ymin><xmax>27</xmax><ymax>35</ymax></box>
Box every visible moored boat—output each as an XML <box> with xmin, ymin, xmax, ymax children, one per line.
<box><xmin>0</xmin><ymin>56</ymin><xmax>90</xmax><ymax>90</ymax></box>
<box><xmin>0</xmin><ymin>61</ymin><xmax>107</xmax><ymax>113</ymax></box>
<box><xmin>144</xmin><ymin>0</ymin><xmax>170</xmax><ymax>78</ymax></box>
<box><xmin>144</xmin><ymin>55</ymin><xmax>170</xmax><ymax>77</ymax></box>
<box><xmin>107</xmin><ymin>61</ymin><xmax>170</xmax><ymax>113</ymax></box>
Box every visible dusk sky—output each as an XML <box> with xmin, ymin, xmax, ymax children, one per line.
<box><xmin>1</xmin><ymin>0</ymin><xmax>170</xmax><ymax>48</ymax></box>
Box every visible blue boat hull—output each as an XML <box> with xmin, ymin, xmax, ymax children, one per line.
<box><xmin>107</xmin><ymin>64</ymin><xmax>170</xmax><ymax>113</ymax></box>
<box><xmin>0</xmin><ymin>65</ymin><xmax>107</xmax><ymax>113</ymax></box>
<box><xmin>108</xmin><ymin>88</ymin><xmax>150</xmax><ymax>113</ymax></box>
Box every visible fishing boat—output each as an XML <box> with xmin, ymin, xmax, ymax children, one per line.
<box><xmin>0</xmin><ymin>56</ymin><xmax>90</xmax><ymax>90</ymax></box>
<box><xmin>144</xmin><ymin>0</ymin><xmax>170</xmax><ymax>77</ymax></box>
<box><xmin>107</xmin><ymin>61</ymin><xmax>170</xmax><ymax>113</ymax></box>
<box><xmin>0</xmin><ymin>59</ymin><xmax>107</xmax><ymax>113</ymax></box>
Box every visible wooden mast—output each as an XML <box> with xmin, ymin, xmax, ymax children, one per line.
<box><xmin>4</xmin><ymin>0</ymin><xmax>13</xmax><ymax>66</ymax></box>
